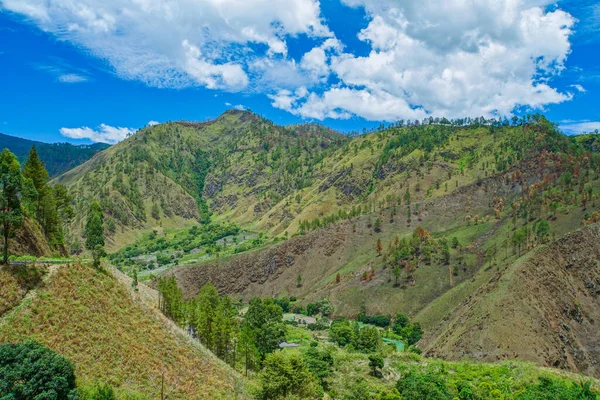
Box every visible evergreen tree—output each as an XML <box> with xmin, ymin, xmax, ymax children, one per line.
<box><xmin>22</xmin><ymin>146</ymin><xmax>64</xmax><ymax>244</ymax></box>
<box><xmin>0</xmin><ymin>149</ymin><xmax>23</xmax><ymax>264</ymax></box>
<box><xmin>85</xmin><ymin>202</ymin><xmax>105</xmax><ymax>267</ymax></box>
<box><xmin>237</xmin><ymin>324</ymin><xmax>259</xmax><ymax>376</ymax></box>
<box><xmin>131</xmin><ymin>268</ymin><xmax>139</xmax><ymax>291</ymax></box>
<box><xmin>192</xmin><ymin>283</ymin><xmax>220</xmax><ymax>350</ymax></box>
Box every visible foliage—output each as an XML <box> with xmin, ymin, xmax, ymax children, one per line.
<box><xmin>515</xmin><ymin>377</ymin><xmax>597</xmax><ymax>400</ymax></box>
<box><xmin>85</xmin><ymin>202</ymin><xmax>105</xmax><ymax>267</ymax></box>
<box><xmin>0</xmin><ymin>149</ymin><xmax>23</xmax><ymax>263</ymax></box>
<box><xmin>395</xmin><ymin>369</ymin><xmax>450</xmax><ymax>400</ymax></box>
<box><xmin>329</xmin><ymin>319</ymin><xmax>381</xmax><ymax>353</ymax></box>
<box><xmin>255</xmin><ymin>352</ymin><xmax>320</xmax><ymax>400</ymax></box>
<box><xmin>0</xmin><ymin>341</ymin><xmax>77</xmax><ymax>399</ymax></box>
<box><xmin>392</xmin><ymin>313</ymin><xmax>423</xmax><ymax>346</ymax></box>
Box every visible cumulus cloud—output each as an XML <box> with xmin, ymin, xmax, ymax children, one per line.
<box><xmin>4</xmin><ymin>0</ymin><xmax>331</xmax><ymax>91</ymax></box>
<box><xmin>147</xmin><ymin>121</ymin><xmax>160</xmax><ymax>126</ymax></box>
<box><xmin>560</xmin><ymin>120</ymin><xmax>600</xmax><ymax>135</ymax></box>
<box><xmin>7</xmin><ymin>0</ymin><xmax>582</xmax><ymax>121</ymax></box>
<box><xmin>272</xmin><ymin>0</ymin><xmax>576</xmax><ymax>120</ymax></box>
<box><xmin>60</xmin><ymin>124</ymin><xmax>137</xmax><ymax>144</ymax></box>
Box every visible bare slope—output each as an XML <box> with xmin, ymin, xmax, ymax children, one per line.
<box><xmin>0</xmin><ymin>263</ymin><xmax>248</xmax><ymax>399</ymax></box>
<box><xmin>422</xmin><ymin>222</ymin><xmax>600</xmax><ymax>378</ymax></box>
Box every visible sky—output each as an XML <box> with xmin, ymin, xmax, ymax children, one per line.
<box><xmin>0</xmin><ymin>0</ymin><xmax>599</xmax><ymax>144</ymax></box>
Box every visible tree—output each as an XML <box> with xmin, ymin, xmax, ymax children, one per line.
<box><xmin>376</xmin><ymin>238</ymin><xmax>383</xmax><ymax>256</ymax></box>
<box><xmin>368</xmin><ymin>354</ymin><xmax>384</xmax><ymax>376</ymax></box>
<box><xmin>256</xmin><ymin>352</ymin><xmax>320</xmax><ymax>400</ymax></box>
<box><xmin>0</xmin><ymin>341</ymin><xmax>77</xmax><ymax>399</ymax></box>
<box><xmin>303</xmin><ymin>347</ymin><xmax>333</xmax><ymax>388</ymax></box>
<box><xmin>131</xmin><ymin>268</ymin><xmax>139</xmax><ymax>291</ymax></box>
<box><xmin>335</xmin><ymin>272</ymin><xmax>341</xmax><ymax>284</ymax></box>
<box><xmin>329</xmin><ymin>319</ymin><xmax>354</xmax><ymax>347</ymax></box>
<box><xmin>85</xmin><ymin>202</ymin><xmax>105</xmax><ymax>267</ymax></box>
<box><xmin>22</xmin><ymin>146</ymin><xmax>48</xmax><ymax>218</ymax></box>
<box><xmin>374</xmin><ymin>218</ymin><xmax>382</xmax><ymax>233</ymax></box>
<box><xmin>244</xmin><ymin>297</ymin><xmax>286</xmax><ymax>360</ymax></box>
<box><xmin>191</xmin><ymin>283</ymin><xmax>220</xmax><ymax>350</ymax></box>
<box><xmin>536</xmin><ymin>219</ymin><xmax>550</xmax><ymax>243</ymax></box>
<box><xmin>0</xmin><ymin>149</ymin><xmax>23</xmax><ymax>264</ymax></box>
<box><xmin>237</xmin><ymin>324</ymin><xmax>259</xmax><ymax>377</ymax></box>
<box><xmin>392</xmin><ymin>265</ymin><xmax>400</xmax><ymax>286</ymax></box>
<box><xmin>297</xmin><ymin>272</ymin><xmax>302</xmax><ymax>287</ymax></box>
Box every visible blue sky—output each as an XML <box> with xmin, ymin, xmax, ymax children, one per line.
<box><xmin>0</xmin><ymin>0</ymin><xmax>599</xmax><ymax>144</ymax></box>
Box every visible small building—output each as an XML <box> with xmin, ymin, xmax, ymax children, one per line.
<box><xmin>278</xmin><ymin>342</ymin><xmax>300</xmax><ymax>349</ymax></box>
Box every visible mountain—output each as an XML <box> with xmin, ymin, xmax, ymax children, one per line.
<box><xmin>0</xmin><ymin>132</ymin><xmax>109</xmax><ymax>177</ymax></box>
<box><xmin>53</xmin><ymin>109</ymin><xmax>600</xmax><ymax>378</ymax></box>
<box><xmin>54</xmin><ymin>109</ymin><xmax>347</xmax><ymax>250</ymax></box>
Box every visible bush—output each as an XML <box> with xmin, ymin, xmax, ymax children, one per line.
<box><xmin>515</xmin><ymin>377</ymin><xmax>596</xmax><ymax>400</ymax></box>
<box><xmin>0</xmin><ymin>341</ymin><xmax>77</xmax><ymax>399</ymax></box>
<box><xmin>256</xmin><ymin>352</ymin><xmax>320</xmax><ymax>400</ymax></box>
<box><xmin>396</xmin><ymin>370</ymin><xmax>450</xmax><ymax>400</ymax></box>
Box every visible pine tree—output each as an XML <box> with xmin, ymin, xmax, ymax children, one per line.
<box><xmin>131</xmin><ymin>268</ymin><xmax>139</xmax><ymax>291</ymax></box>
<box><xmin>85</xmin><ymin>202</ymin><xmax>105</xmax><ymax>267</ymax></box>
<box><xmin>0</xmin><ymin>150</ymin><xmax>23</xmax><ymax>264</ymax></box>
<box><xmin>237</xmin><ymin>324</ymin><xmax>258</xmax><ymax>377</ymax></box>
<box><xmin>22</xmin><ymin>146</ymin><xmax>63</xmax><ymax>244</ymax></box>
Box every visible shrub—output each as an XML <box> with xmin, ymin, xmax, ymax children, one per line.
<box><xmin>0</xmin><ymin>341</ymin><xmax>77</xmax><ymax>399</ymax></box>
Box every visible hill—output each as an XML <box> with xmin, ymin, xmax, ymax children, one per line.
<box><xmin>0</xmin><ymin>132</ymin><xmax>109</xmax><ymax>177</ymax></box>
<box><xmin>0</xmin><ymin>263</ymin><xmax>248</xmax><ymax>399</ymax></box>
<box><xmin>51</xmin><ymin>109</ymin><xmax>600</xmax><ymax>379</ymax></box>
<box><xmin>148</xmin><ymin>115</ymin><xmax>600</xmax><ymax>377</ymax></box>
<box><xmin>421</xmin><ymin>221</ymin><xmax>600</xmax><ymax>378</ymax></box>
<box><xmin>54</xmin><ymin>110</ymin><xmax>346</xmax><ymax>251</ymax></box>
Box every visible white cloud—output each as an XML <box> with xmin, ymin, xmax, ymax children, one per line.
<box><xmin>8</xmin><ymin>0</ymin><xmax>580</xmax><ymax>121</ymax></box>
<box><xmin>4</xmin><ymin>0</ymin><xmax>331</xmax><ymax>91</ymax></box>
<box><xmin>34</xmin><ymin>62</ymin><xmax>90</xmax><ymax>83</ymax></box>
<box><xmin>147</xmin><ymin>121</ymin><xmax>160</xmax><ymax>126</ymax></box>
<box><xmin>569</xmin><ymin>84</ymin><xmax>587</xmax><ymax>93</ymax></box>
<box><xmin>272</xmin><ymin>0</ymin><xmax>577</xmax><ymax>121</ymax></box>
<box><xmin>57</xmin><ymin>73</ymin><xmax>88</xmax><ymax>83</ymax></box>
<box><xmin>560</xmin><ymin>120</ymin><xmax>600</xmax><ymax>135</ymax></box>
<box><xmin>59</xmin><ymin>124</ymin><xmax>136</xmax><ymax>144</ymax></box>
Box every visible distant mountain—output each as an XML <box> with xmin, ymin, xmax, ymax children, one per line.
<box><xmin>0</xmin><ymin>132</ymin><xmax>110</xmax><ymax>177</ymax></box>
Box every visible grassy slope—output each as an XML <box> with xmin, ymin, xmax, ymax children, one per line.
<box><xmin>0</xmin><ymin>263</ymin><xmax>248</xmax><ymax>399</ymax></box>
<box><xmin>420</xmin><ymin>221</ymin><xmax>600</xmax><ymax>378</ymax></box>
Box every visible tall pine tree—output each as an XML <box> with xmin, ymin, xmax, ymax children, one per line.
<box><xmin>0</xmin><ymin>150</ymin><xmax>23</xmax><ymax>264</ymax></box>
<box><xmin>22</xmin><ymin>146</ymin><xmax>63</xmax><ymax>245</ymax></box>
<box><xmin>85</xmin><ymin>202</ymin><xmax>105</xmax><ymax>267</ymax></box>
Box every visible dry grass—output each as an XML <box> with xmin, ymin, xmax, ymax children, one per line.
<box><xmin>0</xmin><ymin>269</ymin><xmax>22</xmax><ymax>316</ymax></box>
<box><xmin>0</xmin><ymin>263</ymin><xmax>248</xmax><ymax>399</ymax></box>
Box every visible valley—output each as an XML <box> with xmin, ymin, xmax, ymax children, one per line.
<box><xmin>2</xmin><ymin>111</ymin><xmax>600</xmax><ymax>398</ymax></box>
